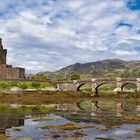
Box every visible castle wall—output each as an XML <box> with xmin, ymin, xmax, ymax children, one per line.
<box><xmin>0</xmin><ymin>66</ymin><xmax>25</xmax><ymax>79</ymax></box>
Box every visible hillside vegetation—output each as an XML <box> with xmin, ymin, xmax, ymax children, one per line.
<box><xmin>43</xmin><ymin>59</ymin><xmax>140</xmax><ymax>80</ymax></box>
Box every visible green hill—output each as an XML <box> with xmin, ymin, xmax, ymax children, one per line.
<box><xmin>42</xmin><ymin>59</ymin><xmax>140</xmax><ymax>80</ymax></box>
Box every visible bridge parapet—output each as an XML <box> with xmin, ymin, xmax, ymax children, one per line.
<box><xmin>121</xmin><ymin>78</ymin><xmax>137</xmax><ymax>81</ymax></box>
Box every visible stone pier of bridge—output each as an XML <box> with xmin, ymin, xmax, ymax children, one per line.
<box><xmin>56</xmin><ymin>78</ymin><xmax>140</xmax><ymax>96</ymax></box>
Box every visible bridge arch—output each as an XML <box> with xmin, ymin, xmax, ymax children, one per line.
<box><xmin>95</xmin><ymin>82</ymin><xmax>116</xmax><ymax>94</ymax></box>
<box><xmin>77</xmin><ymin>83</ymin><xmax>92</xmax><ymax>93</ymax></box>
<box><xmin>121</xmin><ymin>82</ymin><xmax>137</xmax><ymax>92</ymax></box>
<box><xmin>77</xmin><ymin>83</ymin><xmax>86</xmax><ymax>91</ymax></box>
<box><xmin>95</xmin><ymin>83</ymin><xmax>106</xmax><ymax>94</ymax></box>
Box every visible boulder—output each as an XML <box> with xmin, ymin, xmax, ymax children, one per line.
<box><xmin>9</xmin><ymin>87</ymin><xmax>22</xmax><ymax>93</ymax></box>
<box><xmin>41</xmin><ymin>87</ymin><xmax>58</xmax><ymax>91</ymax></box>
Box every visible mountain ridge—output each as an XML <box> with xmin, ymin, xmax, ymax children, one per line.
<box><xmin>40</xmin><ymin>59</ymin><xmax>140</xmax><ymax>80</ymax></box>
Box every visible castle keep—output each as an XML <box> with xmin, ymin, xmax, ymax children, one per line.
<box><xmin>0</xmin><ymin>38</ymin><xmax>25</xmax><ymax>79</ymax></box>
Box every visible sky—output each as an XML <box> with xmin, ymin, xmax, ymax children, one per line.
<box><xmin>0</xmin><ymin>0</ymin><xmax>140</xmax><ymax>73</ymax></box>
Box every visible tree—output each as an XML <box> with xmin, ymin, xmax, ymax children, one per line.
<box><xmin>29</xmin><ymin>74</ymin><xmax>48</xmax><ymax>80</ymax></box>
<box><xmin>71</xmin><ymin>74</ymin><xmax>80</xmax><ymax>80</ymax></box>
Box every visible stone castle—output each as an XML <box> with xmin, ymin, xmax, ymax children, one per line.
<box><xmin>0</xmin><ymin>38</ymin><xmax>25</xmax><ymax>79</ymax></box>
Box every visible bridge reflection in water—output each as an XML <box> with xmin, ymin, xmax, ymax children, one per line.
<box><xmin>0</xmin><ymin>115</ymin><xmax>24</xmax><ymax>133</ymax></box>
<box><xmin>56</xmin><ymin>100</ymin><xmax>140</xmax><ymax>118</ymax></box>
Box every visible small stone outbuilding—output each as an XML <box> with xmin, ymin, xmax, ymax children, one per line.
<box><xmin>0</xmin><ymin>38</ymin><xmax>25</xmax><ymax>79</ymax></box>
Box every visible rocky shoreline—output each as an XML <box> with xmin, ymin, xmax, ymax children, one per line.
<box><xmin>0</xmin><ymin>87</ymin><xmax>59</xmax><ymax>94</ymax></box>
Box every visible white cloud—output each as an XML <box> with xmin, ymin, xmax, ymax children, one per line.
<box><xmin>114</xmin><ymin>50</ymin><xmax>138</xmax><ymax>55</ymax></box>
<box><xmin>0</xmin><ymin>0</ymin><xmax>140</xmax><ymax>73</ymax></box>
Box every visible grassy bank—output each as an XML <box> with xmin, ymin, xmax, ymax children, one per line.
<box><xmin>0</xmin><ymin>91</ymin><xmax>90</xmax><ymax>105</ymax></box>
<box><xmin>0</xmin><ymin>104</ymin><xmax>54</xmax><ymax>114</ymax></box>
<box><xmin>95</xmin><ymin>90</ymin><xmax>140</xmax><ymax>98</ymax></box>
<box><xmin>0</xmin><ymin>91</ymin><xmax>139</xmax><ymax>105</ymax></box>
<box><xmin>0</xmin><ymin>81</ymin><xmax>54</xmax><ymax>90</ymax></box>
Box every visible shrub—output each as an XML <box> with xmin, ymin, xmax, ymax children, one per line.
<box><xmin>71</xmin><ymin>74</ymin><xmax>80</xmax><ymax>80</ymax></box>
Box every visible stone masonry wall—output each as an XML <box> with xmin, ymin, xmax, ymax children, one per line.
<box><xmin>0</xmin><ymin>66</ymin><xmax>25</xmax><ymax>79</ymax></box>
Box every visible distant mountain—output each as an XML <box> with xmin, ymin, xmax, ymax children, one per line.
<box><xmin>38</xmin><ymin>71</ymin><xmax>52</xmax><ymax>74</ymax></box>
<box><xmin>41</xmin><ymin>59</ymin><xmax>140</xmax><ymax>80</ymax></box>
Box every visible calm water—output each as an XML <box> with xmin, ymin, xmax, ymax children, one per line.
<box><xmin>1</xmin><ymin>99</ymin><xmax>140</xmax><ymax>140</ymax></box>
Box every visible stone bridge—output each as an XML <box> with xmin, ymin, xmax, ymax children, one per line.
<box><xmin>56</xmin><ymin>78</ymin><xmax>140</xmax><ymax>96</ymax></box>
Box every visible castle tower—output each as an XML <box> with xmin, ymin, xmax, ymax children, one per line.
<box><xmin>0</xmin><ymin>38</ymin><xmax>7</xmax><ymax>65</ymax></box>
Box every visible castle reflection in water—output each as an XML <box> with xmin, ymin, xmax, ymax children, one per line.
<box><xmin>0</xmin><ymin>115</ymin><xmax>24</xmax><ymax>133</ymax></box>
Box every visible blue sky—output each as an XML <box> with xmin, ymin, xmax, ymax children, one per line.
<box><xmin>0</xmin><ymin>0</ymin><xmax>140</xmax><ymax>73</ymax></box>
